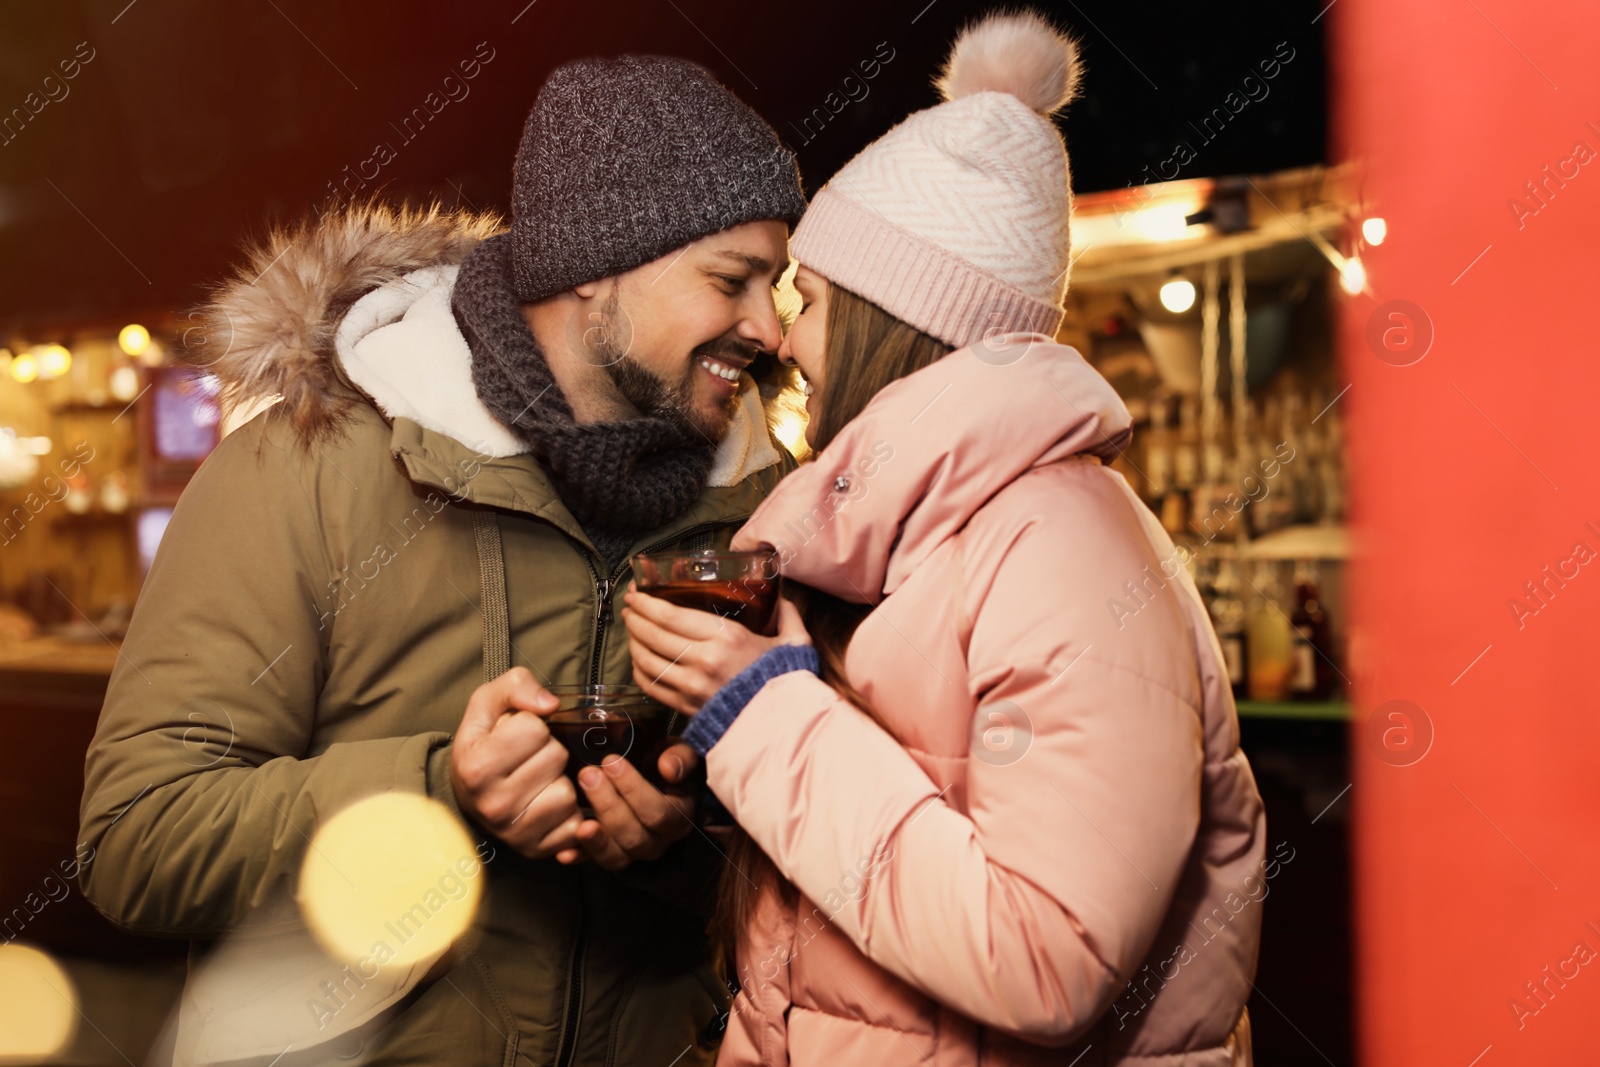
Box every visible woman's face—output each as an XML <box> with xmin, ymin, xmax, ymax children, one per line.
<box><xmin>777</xmin><ymin>263</ymin><xmax>829</xmax><ymax>449</ymax></box>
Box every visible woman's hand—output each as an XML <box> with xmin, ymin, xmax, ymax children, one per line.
<box><xmin>621</xmin><ymin>584</ymin><xmax>811</xmax><ymax>717</ymax></box>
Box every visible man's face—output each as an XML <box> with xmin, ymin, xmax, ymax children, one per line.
<box><xmin>582</xmin><ymin>220</ymin><xmax>788</xmax><ymax>441</ymax></box>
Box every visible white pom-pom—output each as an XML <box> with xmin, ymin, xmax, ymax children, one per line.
<box><xmin>936</xmin><ymin>9</ymin><xmax>1082</xmax><ymax>116</ymax></box>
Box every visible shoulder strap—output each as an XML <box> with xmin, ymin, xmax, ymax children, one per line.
<box><xmin>471</xmin><ymin>509</ymin><xmax>511</xmax><ymax>681</ymax></box>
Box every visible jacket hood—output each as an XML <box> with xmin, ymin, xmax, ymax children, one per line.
<box><xmin>188</xmin><ymin>202</ymin><xmax>504</xmax><ymax>444</ymax></box>
<box><xmin>732</xmin><ymin>334</ymin><xmax>1132</xmax><ymax>600</ymax></box>
<box><xmin>189</xmin><ymin>202</ymin><xmax>783</xmax><ymax>487</ymax></box>
<box><xmin>334</xmin><ymin>261</ymin><xmax>780</xmax><ymax>482</ymax></box>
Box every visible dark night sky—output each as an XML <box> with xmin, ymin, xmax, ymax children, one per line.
<box><xmin>0</xmin><ymin>0</ymin><xmax>1327</xmax><ymax>327</ymax></box>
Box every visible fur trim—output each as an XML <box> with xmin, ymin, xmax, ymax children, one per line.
<box><xmin>936</xmin><ymin>9</ymin><xmax>1082</xmax><ymax>116</ymax></box>
<box><xmin>183</xmin><ymin>201</ymin><xmax>504</xmax><ymax>445</ymax></box>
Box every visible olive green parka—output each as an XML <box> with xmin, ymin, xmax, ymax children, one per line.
<box><xmin>78</xmin><ymin>205</ymin><xmax>793</xmax><ymax>1066</ymax></box>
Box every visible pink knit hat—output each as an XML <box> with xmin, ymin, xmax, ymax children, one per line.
<box><xmin>790</xmin><ymin>10</ymin><xmax>1082</xmax><ymax>349</ymax></box>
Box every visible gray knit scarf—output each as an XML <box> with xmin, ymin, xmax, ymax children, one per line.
<box><xmin>452</xmin><ymin>233</ymin><xmax>716</xmax><ymax>569</ymax></box>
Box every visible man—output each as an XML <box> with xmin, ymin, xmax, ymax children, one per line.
<box><xmin>78</xmin><ymin>54</ymin><xmax>804</xmax><ymax>1066</ymax></box>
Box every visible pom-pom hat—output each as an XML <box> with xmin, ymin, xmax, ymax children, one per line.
<box><xmin>789</xmin><ymin>10</ymin><xmax>1082</xmax><ymax>349</ymax></box>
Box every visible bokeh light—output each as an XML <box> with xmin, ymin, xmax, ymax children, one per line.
<box><xmin>298</xmin><ymin>793</ymin><xmax>484</xmax><ymax>971</ymax></box>
<box><xmin>37</xmin><ymin>344</ymin><xmax>71</xmax><ymax>379</ymax></box>
<box><xmin>118</xmin><ymin>324</ymin><xmax>151</xmax><ymax>356</ymax></box>
<box><xmin>109</xmin><ymin>364</ymin><xmax>141</xmax><ymax>402</ymax></box>
<box><xmin>1339</xmin><ymin>256</ymin><xmax>1367</xmax><ymax>295</ymax></box>
<box><xmin>0</xmin><ymin>944</ymin><xmax>78</xmax><ymax>1063</ymax></box>
<box><xmin>772</xmin><ymin>410</ymin><xmax>807</xmax><ymax>455</ymax></box>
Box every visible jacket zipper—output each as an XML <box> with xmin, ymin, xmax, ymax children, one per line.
<box><xmin>578</xmin><ymin>519</ymin><xmax>745</xmax><ymax>687</ymax></box>
<box><xmin>574</xmin><ymin>547</ymin><xmax>611</xmax><ymax>688</ymax></box>
<box><xmin>552</xmin><ymin>518</ymin><xmax>741</xmax><ymax>1067</ymax></box>
<box><xmin>552</xmin><ymin>886</ymin><xmax>586</xmax><ymax>1067</ymax></box>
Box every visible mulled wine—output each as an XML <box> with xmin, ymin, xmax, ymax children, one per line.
<box><xmin>544</xmin><ymin>686</ymin><xmax>673</xmax><ymax>799</ymax></box>
<box><xmin>631</xmin><ymin>548</ymin><xmax>781</xmax><ymax>635</ymax></box>
<box><xmin>645</xmin><ymin>576</ymin><xmax>778</xmax><ymax>633</ymax></box>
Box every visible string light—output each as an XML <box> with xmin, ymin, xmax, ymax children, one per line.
<box><xmin>1340</xmin><ymin>256</ymin><xmax>1368</xmax><ymax>295</ymax></box>
<box><xmin>1159</xmin><ymin>275</ymin><xmax>1197</xmax><ymax>313</ymax></box>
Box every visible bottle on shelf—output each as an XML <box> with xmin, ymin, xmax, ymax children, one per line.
<box><xmin>1234</xmin><ymin>445</ymin><xmax>1266</xmax><ymax>540</ymax></box>
<box><xmin>1160</xmin><ymin>484</ymin><xmax>1190</xmax><ymax>540</ymax></box>
<box><xmin>1174</xmin><ymin>396</ymin><xmax>1200</xmax><ymax>495</ymax></box>
<box><xmin>1245</xmin><ymin>560</ymin><xmax>1294</xmax><ymax>701</ymax></box>
<box><xmin>1281</xmin><ymin>392</ymin><xmax>1316</xmax><ymax>526</ymax></box>
<box><xmin>1252</xmin><ymin>395</ymin><xmax>1295</xmax><ymax>536</ymax></box>
<box><xmin>1156</xmin><ymin>396</ymin><xmax>1196</xmax><ymax>538</ymax></box>
<box><xmin>1318</xmin><ymin>407</ymin><xmax>1346</xmax><ymax>524</ymax></box>
<box><xmin>1142</xmin><ymin>396</ymin><xmax>1174</xmax><ymax>512</ymax></box>
<box><xmin>1209</xmin><ymin>558</ymin><xmax>1250</xmax><ymax>702</ymax></box>
<box><xmin>1280</xmin><ymin>391</ymin><xmax>1302</xmax><ymax>440</ymax></box>
<box><xmin>1230</xmin><ymin>397</ymin><xmax>1261</xmax><ymax>539</ymax></box>
<box><xmin>1190</xmin><ymin>434</ymin><xmax>1238</xmax><ymax>545</ymax></box>
<box><xmin>1193</xmin><ymin>555</ymin><xmax>1217</xmax><ymax>608</ymax></box>
<box><xmin>1289</xmin><ymin>559</ymin><xmax>1339</xmax><ymax>700</ymax></box>
<box><xmin>1148</xmin><ymin>397</ymin><xmax>1196</xmax><ymax>539</ymax></box>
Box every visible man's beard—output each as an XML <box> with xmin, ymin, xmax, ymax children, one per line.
<box><xmin>588</xmin><ymin>289</ymin><xmax>751</xmax><ymax>442</ymax></box>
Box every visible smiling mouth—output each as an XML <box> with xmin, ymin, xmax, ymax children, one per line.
<box><xmin>696</xmin><ymin>354</ymin><xmax>746</xmax><ymax>383</ymax></box>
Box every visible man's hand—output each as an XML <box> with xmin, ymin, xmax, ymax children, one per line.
<box><xmin>449</xmin><ymin>667</ymin><xmax>582</xmax><ymax>860</ymax></box>
<box><xmin>554</xmin><ymin>743</ymin><xmax>703</xmax><ymax>871</ymax></box>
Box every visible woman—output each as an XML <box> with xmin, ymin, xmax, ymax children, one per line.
<box><xmin>621</xmin><ymin>11</ymin><xmax>1265</xmax><ymax>1065</ymax></box>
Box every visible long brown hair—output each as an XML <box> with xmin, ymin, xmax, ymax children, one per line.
<box><xmin>714</xmin><ymin>281</ymin><xmax>953</xmax><ymax>977</ymax></box>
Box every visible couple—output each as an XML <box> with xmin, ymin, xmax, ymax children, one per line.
<box><xmin>78</xmin><ymin>10</ymin><xmax>1263</xmax><ymax>1067</ymax></box>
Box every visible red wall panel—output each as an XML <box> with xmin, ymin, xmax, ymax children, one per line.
<box><xmin>1336</xmin><ymin>1</ymin><xmax>1600</xmax><ymax>1063</ymax></box>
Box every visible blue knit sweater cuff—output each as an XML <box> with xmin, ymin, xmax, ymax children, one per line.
<box><xmin>681</xmin><ymin>644</ymin><xmax>821</xmax><ymax>756</ymax></box>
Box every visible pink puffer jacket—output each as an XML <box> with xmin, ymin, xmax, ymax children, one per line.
<box><xmin>712</xmin><ymin>335</ymin><xmax>1266</xmax><ymax>1066</ymax></box>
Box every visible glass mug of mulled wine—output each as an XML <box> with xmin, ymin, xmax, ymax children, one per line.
<box><xmin>543</xmin><ymin>685</ymin><xmax>677</xmax><ymax>809</ymax></box>
<box><xmin>629</xmin><ymin>547</ymin><xmax>781</xmax><ymax>636</ymax></box>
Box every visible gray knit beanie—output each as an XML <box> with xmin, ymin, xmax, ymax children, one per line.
<box><xmin>511</xmin><ymin>55</ymin><xmax>806</xmax><ymax>301</ymax></box>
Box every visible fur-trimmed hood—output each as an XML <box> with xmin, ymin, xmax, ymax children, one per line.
<box><xmin>188</xmin><ymin>203</ymin><xmax>795</xmax><ymax>493</ymax></box>
<box><xmin>186</xmin><ymin>202</ymin><xmax>504</xmax><ymax>445</ymax></box>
